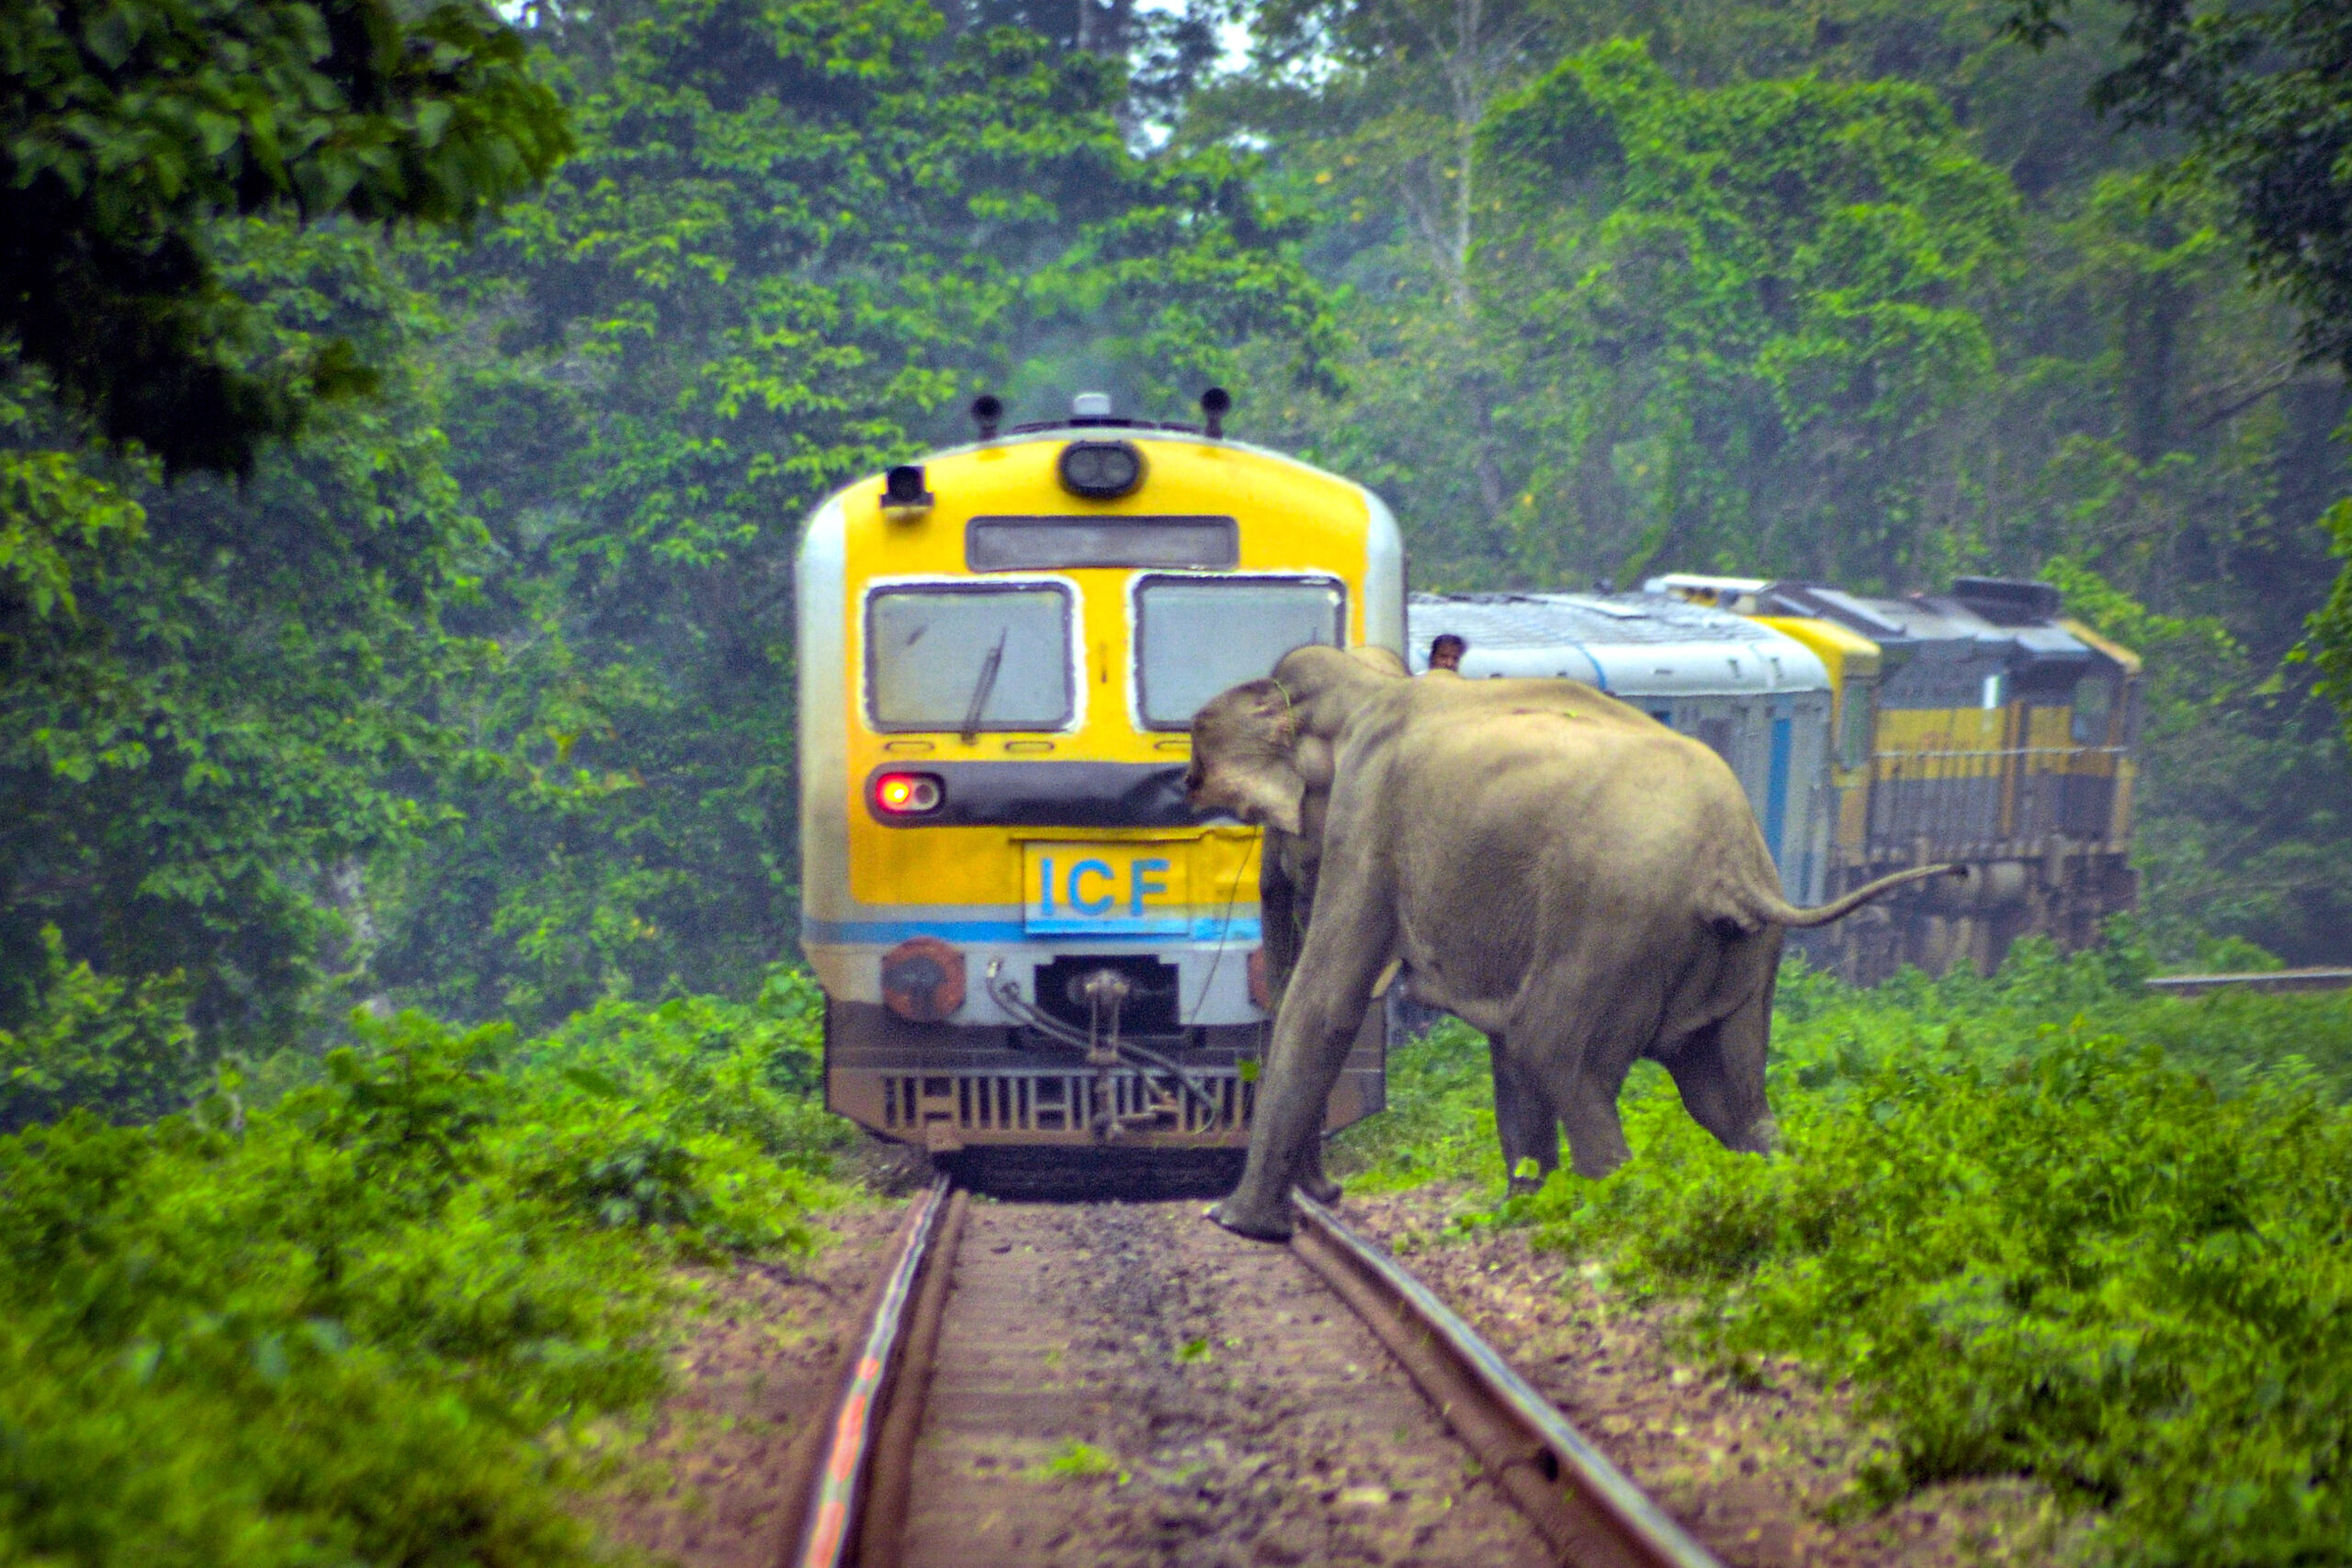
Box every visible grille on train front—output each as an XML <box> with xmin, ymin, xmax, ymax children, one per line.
<box><xmin>877</xmin><ymin>1069</ymin><xmax>1252</xmax><ymax>1136</ymax></box>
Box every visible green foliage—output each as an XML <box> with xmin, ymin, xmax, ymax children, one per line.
<box><xmin>1483</xmin><ymin>947</ymin><xmax>2352</xmax><ymax>1563</ymax></box>
<box><xmin>0</xmin><ymin>927</ymin><xmax>197</xmax><ymax>1135</ymax></box>
<box><xmin>0</xmin><ymin>0</ymin><xmax>567</xmax><ymax>473</ymax></box>
<box><xmin>0</xmin><ymin>999</ymin><xmax>835</xmax><ymax>1565</ymax></box>
<box><xmin>1476</xmin><ymin>41</ymin><xmax>2018</xmax><ymax>589</ymax></box>
<box><xmin>1329</xmin><ymin>1017</ymin><xmax>1505</xmax><ymax>1191</ymax></box>
<box><xmin>2043</xmin><ymin>558</ymin><xmax>2352</xmax><ymax>961</ymax></box>
<box><xmin>2007</xmin><ymin>0</ymin><xmax>2352</xmax><ymax>377</ymax></box>
<box><xmin>514</xmin><ymin>965</ymin><xmax>851</xmax><ymax>1177</ymax></box>
<box><xmin>2313</xmin><ymin>499</ymin><xmax>2352</xmax><ymax>740</ymax></box>
<box><xmin>376</xmin><ymin>0</ymin><xmax>1332</xmax><ymax>1023</ymax></box>
<box><xmin>0</xmin><ymin>222</ymin><xmax>494</xmax><ymax>1044</ymax></box>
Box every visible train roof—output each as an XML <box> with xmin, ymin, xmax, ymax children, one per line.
<box><xmin>1646</xmin><ymin>573</ymin><xmax>2100</xmax><ymax>669</ymax></box>
<box><xmin>1407</xmin><ymin>592</ymin><xmax>1829</xmax><ymax>696</ymax></box>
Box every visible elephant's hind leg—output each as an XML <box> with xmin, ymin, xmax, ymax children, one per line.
<box><xmin>1509</xmin><ymin>945</ymin><xmax>1655</xmax><ymax>1181</ymax></box>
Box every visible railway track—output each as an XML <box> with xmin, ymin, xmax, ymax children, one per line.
<box><xmin>775</xmin><ymin>1176</ymin><xmax>1722</xmax><ymax>1568</ymax></box>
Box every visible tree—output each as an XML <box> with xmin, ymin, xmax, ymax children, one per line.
<box><xmin>1475</xmin><ymin>41</ymin><xmax>2018</xmax><ymax>589</ymax></box>
<box><xmin>372</xmin><ymin>0</ymin><xmax>1331</xmax><ymax>1021</ymax></box>
<box><xmin>0</xmin><ymin>0</ymin><xmax>565</xmax><ymax>1087</ymax></box>
<box><xmin>0</xmin><ymin>0</ymin><xmax>566</xmax><ymax>476</ymax></box>
<box><xmin>2004</xmin><ymin>0</ymin><xmax>2352</xmax><ymax>742</ymax></box>
<box><xmin>2</xmin><ymin>223</ymin><xmax>492</xmax><ymax>1052</ymax></box>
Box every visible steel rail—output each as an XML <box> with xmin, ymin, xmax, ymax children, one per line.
<box><xmin>1292</xmin><ymin>1193</ymin><xmax>1724</xmax><ymax>1568</ymax></box>
<box><xmin>787</xmin><ymin>1173</ymin><xmax>956</xmax><ymax>1568</ymax></box>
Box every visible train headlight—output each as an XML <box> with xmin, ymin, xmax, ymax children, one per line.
<box><xmin>881</xmin><ymin>463</ymin><xmax>933</xmax><ymax>519</ymax></box>
<box><xmin>874</xmin><ymin>772</ymin><xmax>944</xmax><ymax>815</ymax></box>
<box><xmin>1058</xmin><ymin>439</ymin><xmax>1144</xmax><ymax>499</ymax></box>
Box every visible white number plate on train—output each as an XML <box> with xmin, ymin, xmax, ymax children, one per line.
<box><xmin>1022</xmin><ymin>843</ymin><xmax>1191</xmax><ymax>936</ymax></box>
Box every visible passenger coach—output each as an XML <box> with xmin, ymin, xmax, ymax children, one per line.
<box><xmin>797</xmin><ymin>392</ymin><xmax>1405</xmax><ymax>1160</ymax></box>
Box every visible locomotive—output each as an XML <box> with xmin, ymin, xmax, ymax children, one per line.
<box><xmin>795</xmin><ymin>392</ymin><xmax>1403</xmax><ymax>1161</ymax></box>
<box><xmin>1650</xmin><ymin>574</ymin><xmax>2142</xmax><ymax>980</ymax></box>
<box><xmin>1406</xmin><ymin>574</ymin><xmax>2141</xmax><ymax>983</ymax></box>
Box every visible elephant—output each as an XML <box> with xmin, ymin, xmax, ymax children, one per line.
<box><xmin>1186</xmin><ymin>644</ymin><xmax>1960</xmax><ymax>1241</ymax></box>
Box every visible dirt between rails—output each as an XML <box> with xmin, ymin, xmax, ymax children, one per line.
<box><xmin>592</xmin><ymin>1199</ymin><xmax>907</xmax><ymax>1568</ymax></box>
<box><xmin>1340</xmin><ymin>1182</ymin><xmax>2082</xmax><ymax>1568</ymax></box>
<box><xmin>899</xmin><ymin>1198</ymin><xmax>1554</xmax><ymax>1568</ymax></box>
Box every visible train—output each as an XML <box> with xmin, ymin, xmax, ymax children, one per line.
<box><xmin>795</xmin><ymin>391</ymin><xmax>1402</xmax><ymax>1159</ymax></box>
<box><xmin>1406</xmin><ymin>576</ymin><xmax>2143</xmax><ymax>983</ymax></box>
<box><xmin>795</xmin><ymin>389</ymin><xmax>2148</xmax><ymax>1161</ymax></box>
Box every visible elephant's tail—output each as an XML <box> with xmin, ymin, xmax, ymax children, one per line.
<box><xmin>1745</xmin><ymin>862</ymin><xmax>1965</xmax><ymax>929</ymax></box>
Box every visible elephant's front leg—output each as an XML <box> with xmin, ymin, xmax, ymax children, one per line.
<box><xmin>1490</xmin><ymin>1039</ymin><xmax>1559</xmax><ymax>1194</ymax></box>
<box><xmin>1214</xmin><ymin>852</ymin><xmax>1393</xmax><ymax>1240</ymax></box>
<box><xmin>1253</xmin><ymin>840</ymin><xmax>1340</xmax><ymax>1206</ymax></box>
<box><xmin>1559</xmin><ymin>1070</ymin><xmax>1634</xmax><ymax>1179</ymax></box>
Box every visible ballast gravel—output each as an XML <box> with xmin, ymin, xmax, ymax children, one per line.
<box><xmin>897</xmin><ymin>1197</ymin><xmax>1554</xmax><ymax>1568</ymax></box>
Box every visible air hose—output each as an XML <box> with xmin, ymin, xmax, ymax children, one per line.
<box><xmin>983</xmin><ymin>961</ymin><xmax>1223</xmax><ymax>1122</ymax></box>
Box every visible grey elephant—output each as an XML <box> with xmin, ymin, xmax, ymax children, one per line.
<box><xmin>1188</xmin><ymin>645</ymin><xmax>1957</xmax><ymax>1241</ymax></box>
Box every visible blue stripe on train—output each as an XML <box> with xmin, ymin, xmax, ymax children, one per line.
<box><xmin>803</xmin><ymin>917</ymin><xmax>1264</xmax><ymax>946</ymax></box>
<box><xmin>1765</xmin><ymin>712</ymin><xmax>1792</xmax><ymax>869</ymax></box>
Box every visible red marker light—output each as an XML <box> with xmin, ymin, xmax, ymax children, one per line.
<box><xmin>874</xmin><ymin>772</ymin><xmax>943</xmax><ymax>815</ymax></box>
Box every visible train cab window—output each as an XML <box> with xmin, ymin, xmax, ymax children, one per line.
<box><xmin>1838</xmin><ymin>678</ymin><xmax>1877</xmax><ymax>768</ymax></box>
<box><xmin>1135</xmin><ymin>576</ymin><xmax>1344</xmax><ymax>728</ymax></box>
<box><xmin>866</xmin><ymin>585</ymin><xmax>1072</xmax><ymax>731</ymax></box>
<box><xmin>2072</xmin><ymin>672</ymin><xmax>2115</xmax><ymax>744</ymax></box>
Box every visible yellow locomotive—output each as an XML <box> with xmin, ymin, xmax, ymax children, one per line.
<box><xmin>795</xmin><ymin>392</ymin><xmax>1403</xmax><ymax>1162</ymax></box>
<box><xmin>1652</xmin><ymin>574</ymin><xmax>2143</xmax><ymax>980</ymax></box>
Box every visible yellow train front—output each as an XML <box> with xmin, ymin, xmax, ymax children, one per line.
<box><xmin>796</xmin><ymin>394</ymin><xmax>1402</xmax><ymax>1162</ymax></box>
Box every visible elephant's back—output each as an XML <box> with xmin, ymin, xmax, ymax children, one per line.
<box><xmin>1382</xmin><ymin>705</ymin><xmax>1776</xmax><ymax>918</ymax></box>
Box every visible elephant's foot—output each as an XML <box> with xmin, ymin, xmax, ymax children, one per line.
<box><xmin>1505</xmin><ymin>1173</ymin><xmax>1545</xmax><ymax>1197</ymax></box>
<box><xmin>1207</xmin><ymin>1197</ymin><xmax>1295</xmax><ymax>1242</ymax></box>
<box><xmin>1297</xmin><ymin>1169</ymin><xmax>1342</xmax><ymax>1205</ymax></box>
<box><xmin>1567</xmin><ymin>1143</ymin><xmax>1629</xmax><ymax>1180</ymax></box>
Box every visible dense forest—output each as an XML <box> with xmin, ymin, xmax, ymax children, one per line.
<box><xmin>3</xmin><ymin>2</ymin><xmax>2352</xmax><ymax>1562</ymax></box>
<box><xmin>3</xmin><ymin>0</ymin><xmax>2349</xmax><ymax>1089</ymax></box>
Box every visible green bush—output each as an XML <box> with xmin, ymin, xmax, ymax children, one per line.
<box><xmin>0</xmin><ymin>928</ymin><xmax>202</xmax><ymax>1134</ymax></box>
<box><xmin>1504</xmin><ymin>944</ymin><xmax>2352</xmax><ymax>1565</ymax></box>
<box><xmin>0</xmin><ymin>993</ymin><xmax>842</xmax><ymax>1566</ymax></box>
<box><xmin>1330</xmin><ymin>1016</ymin><xmax>1506</xmax><ymax>1191</ymax></box>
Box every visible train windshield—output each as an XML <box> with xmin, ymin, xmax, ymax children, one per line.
<box><xmin>867</xmin><ymin>585</ymin><xmax>1072</xmax><ymax>731</ymax></box>
<box><xmin>1136</xmin><ymin>576</ymin><xmax>1345</xmax><ymax>728</ymax></box>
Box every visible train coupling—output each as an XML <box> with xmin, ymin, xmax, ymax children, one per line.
<box><xmin>1069</xmin><ymin>967</ymin><xmax>1132</xmax><ymax>1069</ymax></box>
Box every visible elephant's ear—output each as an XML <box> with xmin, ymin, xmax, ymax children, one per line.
<box><xmin>1225</xmin><ymin>685</ymin><xmax>1307</xmax><ymax>833</ymax></box>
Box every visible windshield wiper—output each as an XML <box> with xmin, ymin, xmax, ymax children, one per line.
<box><xmin>959</xmin><ymin>629</ymin><xmax>1007</xmax><ymax>744</ymax></box>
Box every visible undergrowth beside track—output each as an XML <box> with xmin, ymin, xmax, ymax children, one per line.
<box><xmin>1333</xmin><ymin>932</ymin><xmax>2352</xmax><ymax>1566</ymax></box>
<box><xmin>0</xmin><ymin>971</ymin><xmax>850</xmax><ymax>1566</ymax></box>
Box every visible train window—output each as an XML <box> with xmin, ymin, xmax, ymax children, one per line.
<box><xmin>1135</xmin><ymin>576</ymin><xmax>1344</xmax><ymax>728</ymax></box>
<box><xmin>2072</xmin><ymin>673</ymin><xmax>2115</xmax><ymax>744</ymax></box>
<box><xmin>866</xmin><ymin>585</ymin><xmax>1072</xmax><ymax>732</ymax></box>
<box><xmin>1838</xmin><ymin>678</ymin><xmax>1876</xmax><ymax>768</ymax></box>
<box><xmin>967</xmin><ymin>515</ymin><xmax>1239</xmax><ymax>570</ymax></box>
